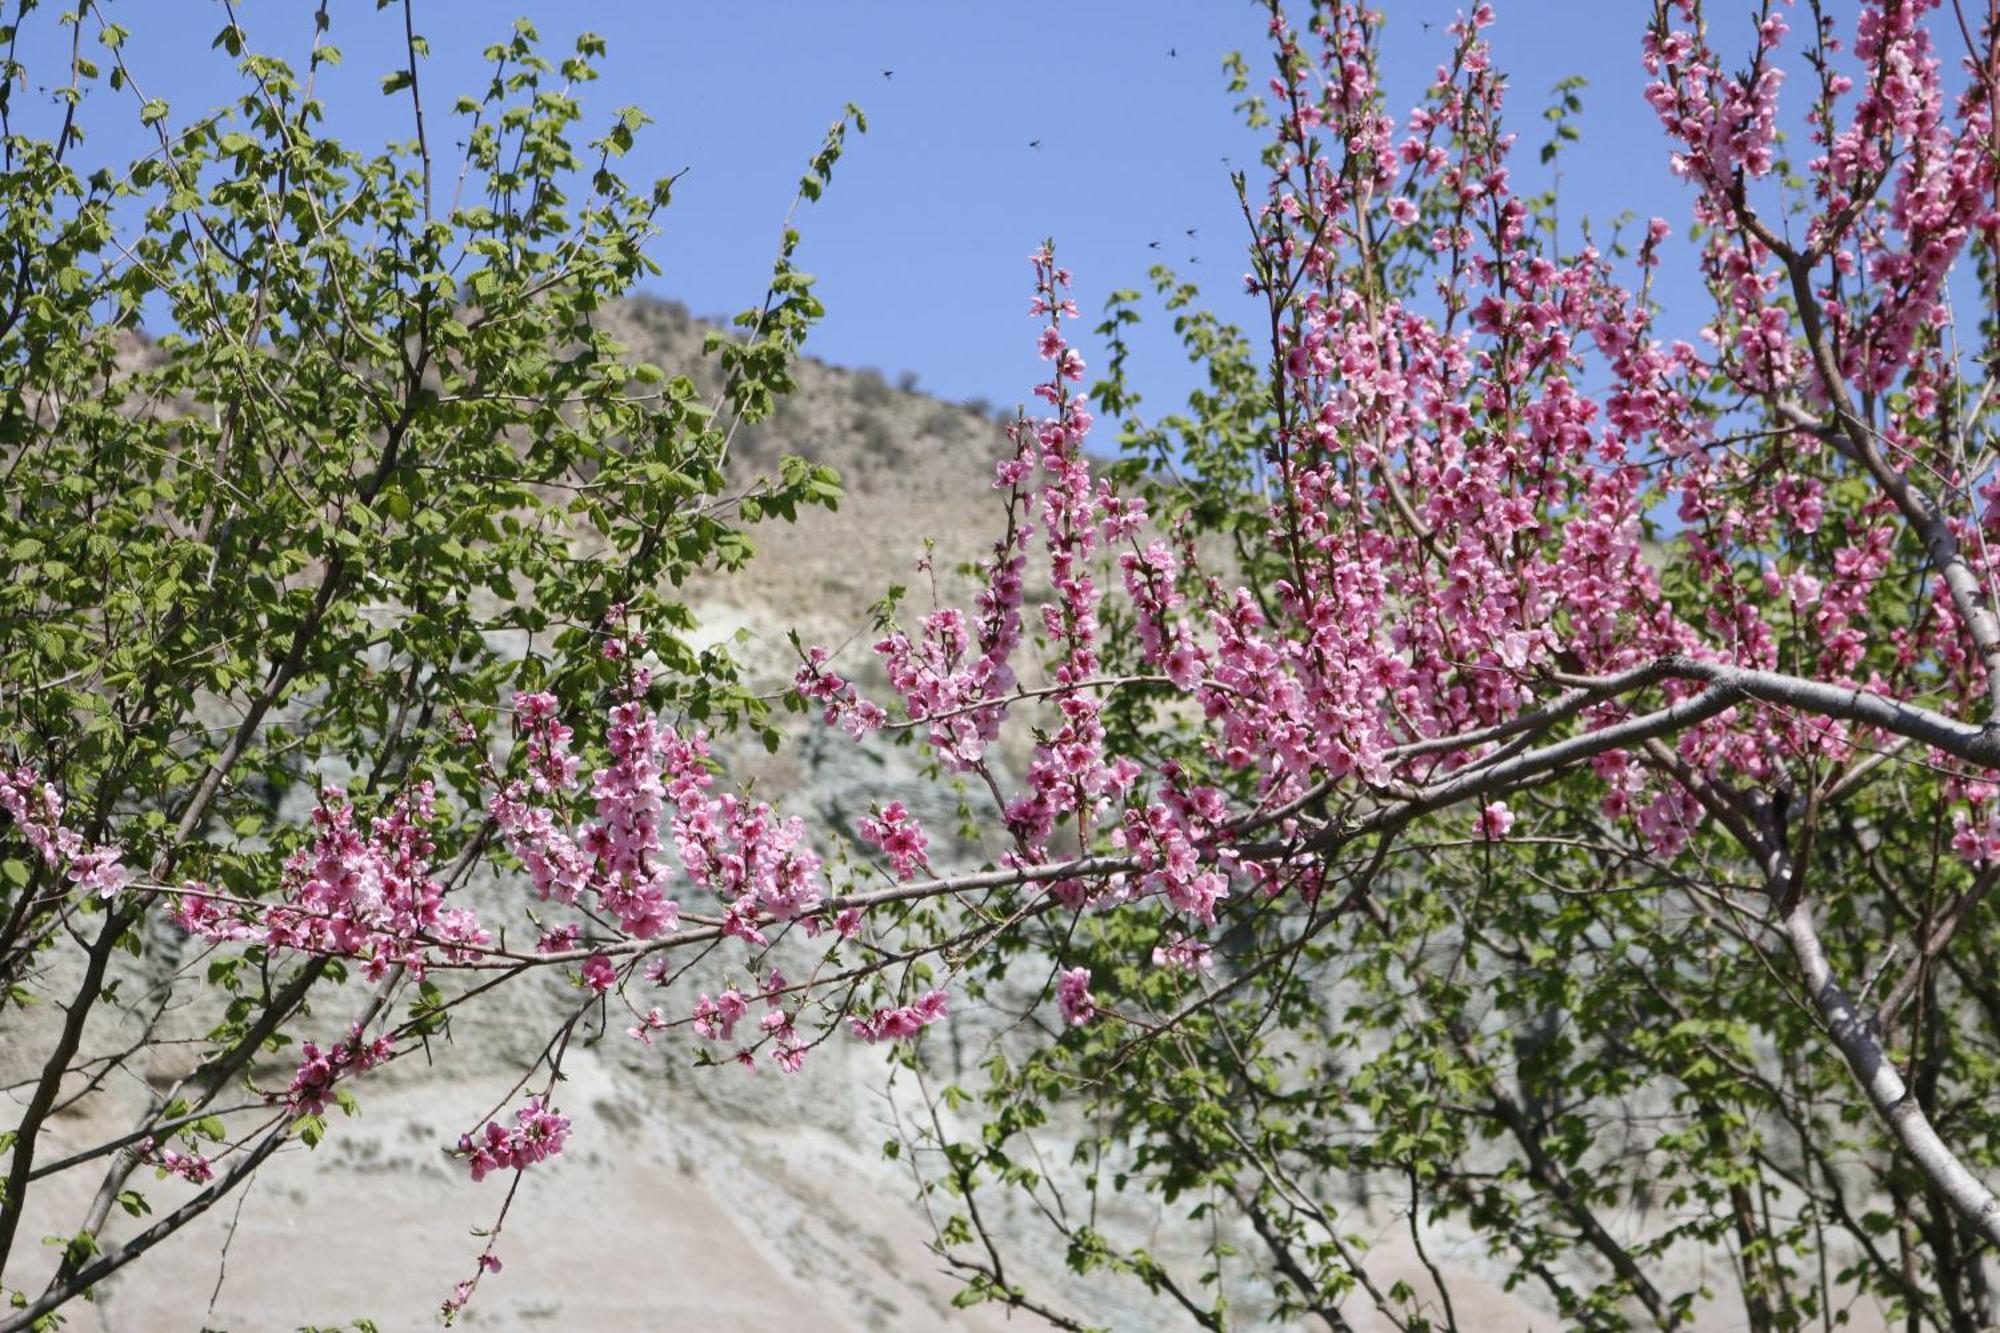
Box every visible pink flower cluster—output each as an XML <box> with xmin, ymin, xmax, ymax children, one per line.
<box><xmin>0</xmin><ymin>767</ymin><xmax>129</xmax><ymax>898</ymax></box>
<box><xmin>689</xmin><ymin>974</ymin><xmax>808</xmax><ymax>1071</ymax></box>
<box><xmin>1952</xmin><ymin>805</ymin><xmax>2000</xmax><ymax>865</ymax></box>
<box><xmin>691</xmin><ymin>988</ymin><xmax>749</xmax><ymax>1041</ymax></box>
<box><xmin>992</xmin><ymin>253</ymin><xmax>1150</xmax><ymax>865</ymax></box>
<box><xmin>580</xmin><ymin>952</ymin><xmax>617</xmax><ymax>992</ymax></box>
<box><xmin>1056</xmin><ymin>967</ymin><xmax>1096</xmax><ymax>1027</ymax></box>
<box><xmin>458</xmin><ymin>1095</ymin><xmax>572</xmax><ymax>1183</ymax></box>
<box><xmin>1642</xmin><ymin>10</ymin><xmax>1786</xmax><ymax>189</ymax></box>
<box><xmin>1478</xmin><ymin>802</ymin><xmax>1515</xmax><ymax>841</ymax></box>
<box><xmin>1152</xmin><ymin>934</ymin><xmax>1214</xmax><ymax>973</ymax></box>
<box><xmin>873</xmin><ymin>602</ymin><xmax>1021</xmax><ymax>770</ymax></box>
<box><xmin>1951</xmin><ymin>780</ymin><xmax>2000</xmax><ymax>866</ymax></box>
<box><xmin>858</xmin><ymin>801</ymin><xmax>929</xmax><ymax>881</ymax></box>
<box><xmin>136</xmin><ymin>1137</ymin><xmax>214</xmax><ymax>1185</ymax></box>
<box><xmin>492</xmin><ymin>667</ymin><xmax>840</xmax><ymax>954</ymax></box>
<box><xmin>849</xmin><ymin>268</ymin><xmax>1113</xmax><ymax>775</ymax></box>
<box><xmin>284</xmin><ymin>1027</ymin><xmax>395</xmax><ymax>1115</ymax></box>
<box><xmin>793</xmin><ymin>645</ymin><xmax>887</xmax><ymax>738</ymax></box>
<box><xmin>849</xmin><ymin>988</ymin><xmax>949</xmax><ymax>1043</ymax></box>
<box><xmin>1114</xmin><ymin>801</ymin><xmax>1231</xmax><ymax>924</ymax></box>
<box><xmin>174</xmin><ymin>783</ymin><xmax>487</xmax><ymax>979</ymax></box>
<box><xmin>491</xmin><ymin>689</ymin><xmax>681</xmax><ymax>939</ymax></box>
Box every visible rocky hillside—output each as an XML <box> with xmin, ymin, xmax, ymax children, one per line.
<box><xmin>615</xmin><ymin>296</ymin><xmax>1013</xmax><ymax>642</ymax></box>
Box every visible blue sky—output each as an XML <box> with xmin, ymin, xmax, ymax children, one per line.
<box><xmin>12</xmin><ymin>3</ymin><xmax>1790</xmax><ymax>417</ymax></box>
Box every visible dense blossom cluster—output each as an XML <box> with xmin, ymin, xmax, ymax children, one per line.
<box><xmin>497</xmin><ymin>669</ymin><xmax>833</xmax><ymax>944</ymax></box>
<box><xmin>1056</xmin><ymin>967</ymin><xmax>1096</xmax><ymax>1027</ymax></box>
<box><xmin>490</xmin><ymin>679</ymin><xmax>684</xmax><ymax>941</ymax></box>
<box><xmin>0</xmin><ymin>767</ymin><xmax>128</xmax><ymax>898</ymax></box>
<box><xmin>172</xmin><ymin>783</ymin><xmax>486</xmax><ymax>978</ymax></box>
<box><xmin>857</xmin><ymin>801</ymin><xmax>929</xmax><ymax>881</ymax></box>
<box><xmin>684</xmin><ymin>973</ymin><xmax>811</xmax><ymax>1071</ymax></box>
<box><xmin>849</xmin><ymin>988</ymin><xmax>950</xmax><ymax>1043</ymax></box>
<box><xmin>793</xmin><ymin>644</ymin><xmax>887</xmax><ymax>738</ymax></box>
<box><xmin>284</xmin><ymin>1027</ymin><xmax>396</xmax><ymax>1116</ymax></box>
<box><xmin>457</xmin><ymin>1096</ymin><xmax>572</xmax><ymax>1183</ymax></box>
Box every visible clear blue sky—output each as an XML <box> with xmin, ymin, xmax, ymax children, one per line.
<box><xmin>13</xmin><ymin>3</ymin><xmax>1793</xmax><ymax>417</ymax></box>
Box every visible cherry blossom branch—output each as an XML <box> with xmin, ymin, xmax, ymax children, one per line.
<box><xmin>1557</xmin><ymin>656</ymin><xmax>2000</xmax><ymax>766</ymax></box>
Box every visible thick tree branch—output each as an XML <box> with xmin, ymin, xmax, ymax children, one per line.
<box><xmin>1781</xmin><ymin>899</ymin><xmax>2000</xmax><ymax>1247</ymax></box>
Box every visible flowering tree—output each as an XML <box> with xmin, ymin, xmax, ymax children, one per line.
<box><xmin>0</xmin><ymin>3</ymin><xmax>857</xmax><ymax>1325</ymax></box>
<box><xmin>10</xmin><ymin>0</ymin><xmax>2000</xmax><ymax>1330</ymax></box>
<box><xmin>843</xmin><ymin>2</ymin><xmax>2000</xmax><ymax>1328</ymax></box>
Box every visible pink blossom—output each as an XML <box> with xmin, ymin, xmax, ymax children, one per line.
<box><xmin>283</xmin><ymin>1028</ymin><xmax>395</xmax><ymax>1116</ymax></box>
<box><xmin>457</xmin><ymin>1096</ymin><xmax>571</xmax><ymax>1182</ymax></box>
<box><xmin>176</xmin><ymin>783</ymin><xmax>488</xmax><ymax>979</ymax></box>
<box><xmin>580</xmin><ymin>953</ymin><xmax>616</xmax><ymax>992</ymax></box>
<box><xmin>627</xmin><ymin>1007</ymin><xmax>667</xmax><ymax>1046</ymax></box>
<box><xmin>858</xmin><ymin>801</ymin><xmax>930</xmax><ymax>881</ymax></box>
<box><xmin>849</xmin><ymin>989</ymin><xmax>950</xmax><ymax>1043</ymax></box>
<box><xmin>0</xmin><ymin>769</ymin><xmax>130</xmax><ymax>899</ymax></box>
<box><xmin>1056</xmin><ymin>967</ymin><xmax>1097</xmax><ymax>1026</ymax></box>
<box><xmin>137</xmin><ymin>1137</ymin><xmax>215</xmax><ymax>1185</ymax></box>
<box><xmin>692</xmin><ymin>989</ymin><xmax>748</xmax><ymax>1041</ymax></box>
<box><xmin>1152</xmin><ymin>934</ymin><xmax>1215</xmax><ymax>972</ymax></box>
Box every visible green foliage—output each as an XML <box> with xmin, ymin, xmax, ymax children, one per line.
<box><xmin>0</xmin><ymin>2</ymin><xmax>855</xmax><ymax>1314</ymax></box>
<box><xmin>0</xmin><ymin>4</ymin><xmax>849</xmax><ymax>975</ymax></box>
